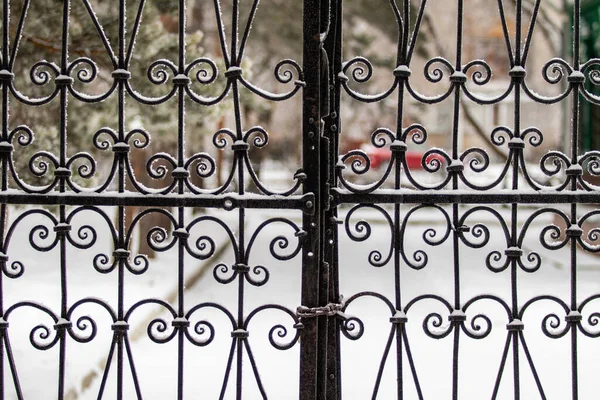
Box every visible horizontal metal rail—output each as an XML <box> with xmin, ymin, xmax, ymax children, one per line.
<box><xmin>0</xmin><ymin>191</ymin><xmax>315</xmax><ymax>212</ymax></box>
<box><xmin>333</xmin><ymin>189</ymin><xmax>600</xmax><ymax>205</ymax></box>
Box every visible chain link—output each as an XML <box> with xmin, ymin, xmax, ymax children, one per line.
<box><xmin>296</xmin><ymin>302</ymin><xmax>343</xmax><ymax>319</ymax></box>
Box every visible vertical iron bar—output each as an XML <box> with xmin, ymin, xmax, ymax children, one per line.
<box><xmin>451</xmin><ymin>2</ymin><xmax>464</xmax><ymax>399</ymax></box>
<box><xmin>235</xmin><ymin>205</ymin><xmax>245</xmax><ymax>400</ymax></box>
<box><xmin>177</xmin><ymin>209</ymin><xmax>185</xmax><ymax>400</ymax></box>
<box><xmin>229</xmin><ymin>2</ymin><xmax>248</xmax><ymax>398</ymax></box>
<box><xmin>317</xmin><ymin>0</ymin><xmax>331</xmax><ymax>394</ymax></box>
<box><xmin>511</xmin><ymin>3</ymin><xmax>522</xmax><ymax>400</ymax></box>
<box><xmin>0</xmin><ymin>1</ymin><xmax>8</xmax><ymax>398</ymax></box>
<box><xmin>570</xmin><ymin>2</ymin><xmax>580</xmax><ymax>399</ymax></box>
<box><xmin>0</xmin><ymin>0</ymin><xmax>7</xmax><ymax>318</ymax></box>
<box><xmin>394</xmin><ymin>85</ymin><xmax>404</xmax><ymax>400</ymax></box>
<box><xmin>324</xmin><ymin>0</ymin><xmax>341</xmax><ymax>398</ymax></box>
<box><xmin>393</xmin><ymin>0</ymin><xmax>409</xmax><ymax>395</ymax></box>
<box><xmin>117</xmin><ymin>1</ymin><xmax>127</xmax><ymax>398</ymax></box>
<box><xmin>300</xmin><ymin>0</ymin><xmax>322</xmax><ymax>399</ymax></box>
<box><xmin>393</xmin><ymin>201</ymin><xmax>402</xmax><ymax>400</ymax></box>
<box><xmin>177</xmin><ymin>1</ymin><xmax>186</xmax><ymax>399</ymax></box>
<box><xmin>57</xmin><ymin>1</ymin><xmax>71</xmax><ymax>398</ymax></box>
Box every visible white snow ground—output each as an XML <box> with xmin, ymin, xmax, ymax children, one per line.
<box><xmin>2</xmin><ymin>203</ymin><xmax>600</xmax><ymax>399</ymax></box>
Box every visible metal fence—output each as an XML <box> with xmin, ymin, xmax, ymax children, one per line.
<box><xmin>1</xmin><ymin>0</ymin><xmax>600</xmax><ymax>399</ymax></box>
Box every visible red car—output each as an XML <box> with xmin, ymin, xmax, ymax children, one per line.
<box><xmin>363</xmin><ymin>145</ymin><xmax>446</xmax><ymax>170</ymax></box>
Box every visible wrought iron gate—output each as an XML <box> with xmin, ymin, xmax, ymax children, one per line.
<box><xmin>1</xmin><ymin>0</ymin><xmax>600</xmax><ymax>399</ymax></box>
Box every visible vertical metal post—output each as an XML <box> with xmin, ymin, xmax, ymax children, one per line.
<box><xmin>323</xmin><ymin>0</ymin><xmax>342</xmax><ymax>398</ymax></box>
<box><xmin>176</xmin><ymin>1</ymin><xmax>187</xmax><ymax>399</ymax></box>
<box><xmin>569</xmin><ymin>2</ymin><xmax>581</xmax><ymax>399</ymax></box>
<box><xmin>300</xmin><ymin>0</ymin><xmax>322</xmax><ymax>399</ymax></box>
<box><xmin>57</xmin><ymin>2</ymin><xmax>71</xmax><ymax>399</ymax></box>
<box><xmin>511</xmin><ymin>2</ymin><xmax>523</xmax><ymax>399</ymax></box>
<box><xmin>317</xmin><ymin>1</ymin><xmax>331</xmax><ymax>398</ymax></box>
<box><xmin>116</xmin><ymin>1</ymin><xmax>127</xmax><ymax>398</ymax></box>
<box><xmin>451</xmin><ymin>3</ymin><xmax>464</xmax><ymax>400</ymax></box>
<box><xmin>0</xmin><ymin>2</ymin><xmax>8</xmax><ymax>398</ymax></box>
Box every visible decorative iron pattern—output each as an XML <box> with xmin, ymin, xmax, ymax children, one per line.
<box><xmin>326</xmin><ymin>0</ymin><xmax>600</xmax><ymax>399</ymax></box>
<box><xmin>2</xmin><ymin>0</ymin><xmax>600</xmax><ymax>399</ymax></box>
<box><xmin>0</xmin><ymin>0</ymin><xmax>322</xmax><ymax>399</ymax></box>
